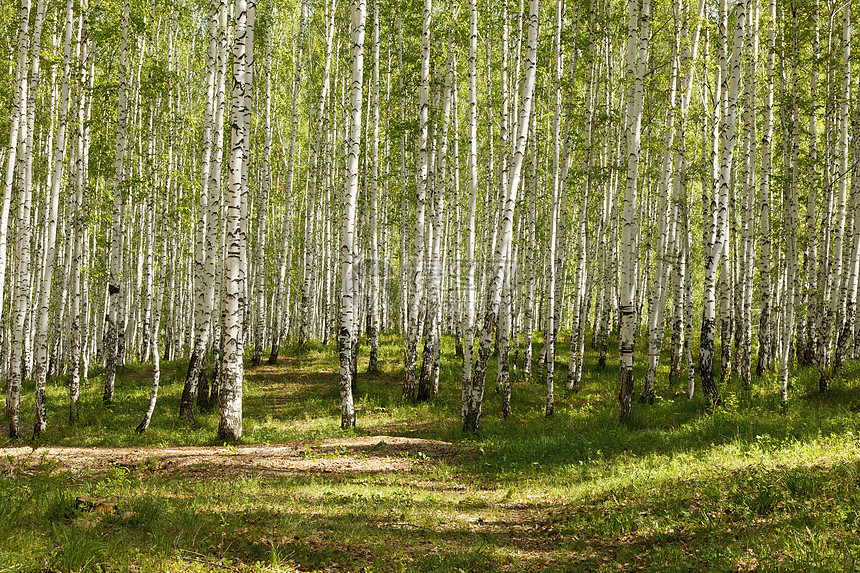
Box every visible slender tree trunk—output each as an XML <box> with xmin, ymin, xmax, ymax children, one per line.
<box><xmin>832</xmin><ymin>4</ymin><xmax>853</xmax><ymax>372</ymax></box>
<box><xmin>464</xmin><ymin>0</ymin><xmax>538</xmax><ymax>432</ymax></box>
<box><xmin>642</xmin><ymin>17</ymin><xmax>679</xmax><ymax>404</ymax></box>
<box><xmin>367</xmin><ymin>0</ymin><xmax>381</xmax><ymax>375</ymax></box>
<box><xmin>461</xmin><ymin>0</ymin><xmax>479</xmax><ymax>420</ymax></box>
<box><xmin>619</xmin><ymin>0</ymin><xmax>650</xmax><ymax>422</ymax></box>
<box><xmin>338</xmin><ymin>0</ymin><xmax>366</xmax><ymax>429</ymax></box>
<box><xmin>419</xmin><ymin>34</ymin><xmax>453</xmax><ymax>401</ymax></box>
<box><xmin>69</xmin><ymin>1</ymin><xmax>90</xmax><ymax>424</ymax></box>
<box><xmin>218</xmin><ymin>0</ymin><xmax>255</xmax><ymax>441</ymax></box>
<box><xmin>0</xmin><ymin>0</ymin><xmax>32</xmax><ymax>337</ymax></box>
<box><xmin>299</xmin><ymin>0</ymin><xmax>335</xmax><ymax>346</ymax></box>
<box><xmin>779</xmin><ymin>1</ymin><xmax>800</xmax><ymax>403</ymax></box>
<box><xmin>7</xmin><ymin>0</ymin><xmax>46</xmax><ymax>437</ymax></box>
<box><xmin>269</xmin><ymin>4</ymin><xmax>304</xmax><ymax>364</ymax></box>
<box><xmin>739</xmin><ymin>0</ymin><xmax>758</xmax><ymax>390</ymax></box>
<box><xmin>404</xmin><ymin>0</ymin><xmax>432</xmax><ymax>400</ymax></box>
<box><xmin>544</xmin><ymin>0</ymin><xmax>565</xmax><ymax>417</ymax></box>
<box><xmin>252</xmin><ymin>24</ymin><xmax>272</xmax><ymax>367</ymax></box>
<box><xmin>137</xmin><ymin>228</ymin><xmax>166</xmax><ymax>432</ymax></box>
<box><xmin>757</xmin><ymin>0</ymin><xmax>775</xmax><ymax>377</ymax></box>
<box><xmin>104</xmin><ymin>0</ymin><xmax>130</xmax><ymax>406</ymax></box>
<box><xmin>522</xmin><ymin>112</ymin><xmax>537</xmax><ymax>381</ymax></box>
<box><xmin>181</xmin><ymin>0</ymin><xmax>219</xmax><ymax>417</ymax></box>
<box><xmin>699</xmin><ymin>0</ymin><xmax>745</xmax><ymax>405</ymax></box>
<box><xmin>802</xmin><ymin>0</ymin><xmax>820</xmax><ymax>367</ymax></box>
<box><xmin>819</xmin><ymin>3</ymin><xmax>850</xmax><ymax>391</ymax></box>
<box><xmin>33</xmin><ymin>0</ymin><xmax>76</xmax><ymax>434</ymax></box>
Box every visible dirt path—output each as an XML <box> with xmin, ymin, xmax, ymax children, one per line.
<box><xmin>0</xmin><ymin>435</ymin><xmax>470</xmax><ymax>479</ymax></box>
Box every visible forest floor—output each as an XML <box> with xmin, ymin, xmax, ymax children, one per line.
<box><xmin>0</xmin><ymin>434</ymin><xmax>467</xmax><ymax>477</ymax></box>
<box><xmin>2</xmin><ymin>333</ymin><xmax>860</xmax><ymax>572</ymax></box>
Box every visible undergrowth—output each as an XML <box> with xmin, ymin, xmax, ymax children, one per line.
<box><xmin>1</xmin><ymin>332</ymin><xmax>859</xmax><ymax>571</ymax></box>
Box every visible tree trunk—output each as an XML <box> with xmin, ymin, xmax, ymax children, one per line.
<box><xmin>218</xmin><ymin>0</ymin><xmax>255</xmax><ymax>441</ymax></box>
<box><xmin>464</xmin><ymin>0</ymin><xmax>538</xmax><ymax>432</ymax></box>
<box><xmin>461</xmin><ymin>0</ymin><xmax>479</xmax><ymax>420</ymax></box>
<box><xmin>33</xmin><ymin>0</ymin><xmax>76</xmax><ymax>434</ymax></box>
<box><xmin>619</xmin><ymin>0</ymin><xmax>649</xmax><ymax>423</ymax></box>
<box><xmin>404</xmin><ymin>0</ymin><xmax>432</xmax><ymax>401</ymax></box>
<box><xmin>338</xmin><ymin>0</ymin><xmax>366</xmax><ymax>429</ymax></box>
<box><xmin>104</xmin><ymin>0</ymin><xmax>130</xmax><ymax>406</ymax></box>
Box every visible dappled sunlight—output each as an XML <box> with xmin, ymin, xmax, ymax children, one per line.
<box><xmin>3</xmin><ymin>334</ymin><xmax>860</xmax><ymax>571</ymax></box>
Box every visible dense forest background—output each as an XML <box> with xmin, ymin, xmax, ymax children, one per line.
<box><xmin>1</xmin><ymin>0</ymin><xmax>859</xmax><ymax>439</ymax></box>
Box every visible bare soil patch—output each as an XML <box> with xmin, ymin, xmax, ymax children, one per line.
<box><xmin>0</xmin><ymin>435</ymin><xmax>470</xmax><ymax>479</ymax></box>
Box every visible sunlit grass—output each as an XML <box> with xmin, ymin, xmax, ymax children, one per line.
<box><xmin>2</xmin><ymin>331</ymin><xmax>860</xmax><ymax>571</ymax></box>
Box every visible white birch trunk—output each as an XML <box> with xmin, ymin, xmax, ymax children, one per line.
<box><xmin>779</xmin><ymin>4</ymin><xmax>800</xmax><ymax>403</ymax></box>
<box><xmin>6</xmin><ymin>0</ymin><xmax>46</xmax><ymax>437</ymax></box>
<box><xmin>252</xmin><ymin>24</ymin><xmax>271</xmax><ymax>367</ymax></box>
<box><xmin>0</xmin><ymin>0</ymin><xmax>32</xmax><ymax>333</ymax></box>
<box><xmin>464</xmin><ymin>0</ymin><xmax>538</xmax><ymax>432</ymax></box>
<box><xmin>338</xmin><ymin>0</ymin><xmax>366</xmax><ymax>429</ymax></box>
<box><xmin>461</xmin><ymin>0</ymin><xmax>479</xmax><ymax>419</ymax></box>
<box><xmin>269</xmin><ymin>5</ymin><xmax>304</xmax><ymax>363</ymax></box>
<box><xmin>801</xmin><ymin>0</ymin><xmax>820</xmax><ymax>367</ymax></box>
<box><xmin>642</xmin><ymin>17</ymin><xmax>679</xmax><ymax>403</ymax></box>
<box><xmin>104</xmin><ymin>0</ymin><xmax>130</xmax><ymax>405</ymax></box>
<box><xmin>404</xmin><ymin>0</ymin><xmax>432</xmax><ymax>400</ymax></box>
<box><xmin>619</xmin><ymin>0</ymin><xmax>650</xmax><ymax>422</ymax></box>
<box><xmin>218</xmin><ymin>0</ymin><xmax>255</xmax><ymax>441</ymax></box>
<box><xmin>522</xmin><ymin>112</ymin><xmax>537</xmax><ymax>381</ymax></box>
<box><xmin>367</xmin><ymin>0</ymin><xmax>381</xmax><ymax>374</ymax></box>
<box><xmin>137</xmin><ymin>224</ymin><xmax>166</xmax><ymax>433</ymax></box>
<box><xmin>544</xmin><ymin>0</ymin><xmax>564</xmax><ymax>416</ymax></box>
<box><xmin>757</xmin><ymin>0</ymin><xmax>775</xmax><ymax>377</ymax></box>
<box><xmin>699</xmin><ymin>0</ymin><xmax>745</xmax><ymax>404</ymax></box>
<box><xmin>299</xmin><ymin>0</ymin><xmax>336</xmax><ymax>346</ymax></box>
<box><xmin>819</xmin><ymin>4</ymin><xmax>850</xmax><ymax>391</ymax></box>
<box><xmin>33</xmin><ymin>0</ymin><xmax>75</xmax><ymax>434</ymax></box>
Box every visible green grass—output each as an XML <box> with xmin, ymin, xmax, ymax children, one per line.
<box><xmin>2</xmin><ymin>332</ymin><xmax>860</xmax><ymax>571</ymax></box>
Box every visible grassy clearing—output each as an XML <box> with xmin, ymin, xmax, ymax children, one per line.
<box><xmin>2</xmin><ymin>332</ymin><xmax>860</xmax><ymax>571</ymax></box>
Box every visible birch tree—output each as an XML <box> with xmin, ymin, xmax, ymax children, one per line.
<box><xmin>464</xmin><ymin>0</ymin><xmax>539</xmax><ymax>432</ymax></box>
<box><xmin>618</xmin><ymin>0</ymin><xmax>650</xmax><ymax>422</ymax></box>
<box><xmin>461</xmin><ymin>0</ymin><xmax>479</xmax><ymax>419</ymax></box>
<box><xmin>181</xmin><ymin>0</ymin><xmax>222</xmax><ymax>419</ymax></box>
<box><xmin>33</xmin><ymin>0</ymin><xmax>76</xmax><ymax>434</ymax></box>
<box><xmin>104</xmin><ymin>0</ymin><xmax>131</xmax><ymax>406</ymax></box>
<box><xmin>819</xmin><ymin>2</ymin><xmax>850</xmax><ymax>391</ymax></box>
<box><xmin>6</xmin><ymin>0</ymin><xmax>47</xmax><ymax>438</ymax></box>
<box><xmin>757</xmin><ymin>0</ymin><xmax>775</xmax><ymax>377</ymax></box>
<box><xmin>339</xmin><ymin>0</ymin><xmax>366</xmax><ymax>429</ymax></box>
<box><xmin>366</xmin><ymin>0</ymin><xmax>381</xmax><ymax>375</ymax></box>
<box><xmin>404</xmin><ymin>0</ymin><xmax>432</xmax><ymax>400</ymax></box>
<box><xmin>219</xmin><ymin>0</ymin><xmax>255</xmax><ymax>441</ymax></box>
<box><xmin>699</xmin><ymin>0</ymin><xmax>745</xmax><ymax>404</ymax></box>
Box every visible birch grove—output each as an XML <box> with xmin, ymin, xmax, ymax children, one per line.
<box><xmin>0</xmin><ymin>0</ymin><xmax>858</xmax><ymax>439</ymax></box>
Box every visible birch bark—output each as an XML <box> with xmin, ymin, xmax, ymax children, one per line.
<box><xmin>104</xmin><ymin>0</ymin><xmax>130</xmax><ymax>405</ymax></box>
<box><xmin>757</xmin><ymin>0</ymin><xmax>775</xmax><ymax>377</ymax></box>
<box><xmin>269</xmin><ymin>5</ymin><xmax>304</xmax><ymax>364</ymax></box>
<box><xmin>338</xmin><ymin>0</ymin><xmax>366</xmax><ymax>429</ymax></box>
<box><xmin>819</xmin><ymin>3</ymin><xmax>850</xmax><ymax>391</ymax></box>
<box><xmin>464</xmin><ymin>0</ymin><xmax>538</xmax><ymax>432</ymax></box>
<box><xmin>367</xmin><ymin>0</ymin><xmax>381</xmax><ymax>374</ymax></box>
<box><xmin>699</xmin><ymin>0</ymin><xmax>745</xmax><ymax>404</ymax></box>
<box><xmin>6</xmin><ymin>0</ymin><xmax>46</xmax><ymax>437</ymax></box>
<box><xmin>619</xmin><ymin>0</ymin><xmax>650</xmax><ymax>422</ymax></box>
<box><xmin>461</xmin><ymin>0</ymin><xmax>479</xmax><ymax>419</ymax></box>
<box><xmin>404</xmin><ymin>0</ymin><xmax>432</xmax><ymax>400</ymax></box>
<box><xmin>33</xmin><ymin>0</ymin><xmax>76</xmax><ymax>434</ymax></box>
<box><xmin>219</xmin><ymin>0</ymin><xmax>255</xmax><ymax>440</ymax></box>
<box><xmin>181</xmin><ymin>0</ymin><xmax>219</xmax><ymax>417</ymax></box>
